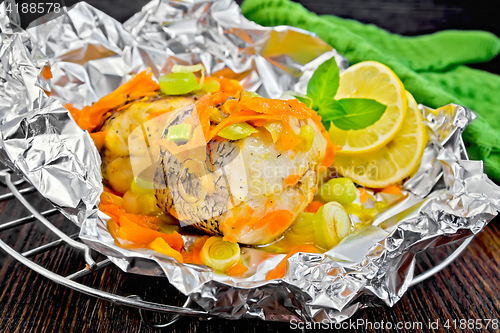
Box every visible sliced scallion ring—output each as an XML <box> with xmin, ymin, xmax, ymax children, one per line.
<box><xmin>200</xmin><ymin>236</ymin><xmax>241</xmax><ymax>271</ymax></box>
<box><xmin>285</xmin><ymin>212</ymin><xmax>316</xmax><ymax>245</ymax></box>
<box><xmin>217</xmin><ymin>122</ymin><xmax>258</xmax><ymax>140</ymax></box>
<box><xmin>159</xmin><ymin>72</ymin><xmax>199</xmax><ymax>95</ymax></box>
<box><xmin>313</xmin><ymin>202</ymin><xmax>351</xmax><ymax>250</ymax></box>
<box><xmin>263</xmin><ymin>121</ymin><xmax>284</xmax><ymax>143</ymax></box>
<box><xmin>172</xmin><ymin>64</ymin><xmax>205</xmax><ymax>89</ymax></box>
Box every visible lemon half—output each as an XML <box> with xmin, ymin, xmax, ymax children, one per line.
<box><xmin>333</xmin><ymin>91</ymin><xmax>428</xmax><ymax>188</ymax></box>
<box><xmin>329</xmin><ymin>61</ymin><xmax>407</xmax><ymax>155</ymax></box>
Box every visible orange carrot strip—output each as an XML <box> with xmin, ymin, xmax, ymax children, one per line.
<box><xmin>207</xmin><ymin>111</ymin><xmax>283</xmax><ymax>141</ymax></box>
<box><xmin>77</xmin><ymin>70</ymin><xmax>159</xmax><ymax>132</ymax></box>
<box><xmin>118</xmin><ymin>215</ymin><xmax>184</xmax><ymax>251</ymax></box>
<box><xmin>276</xmin><ymin>124</ymin><xmax>301</xmax><ymax>151</ymax></box>
<box><xmin>222</xmin><ymin>235</ymin><xmax>238</xmax><ymax>243</ymax></box>
<box><xmin>100</xmin><ymin>190</ymin><xmax>123</xmax><ymax>207</ymax></box>
<box><xmin>225</xmin><ymin>262</ymin><xmax>248</xmax><ymax>277</ymax></box>
<box><xmin>224</xmin><ymin>99</ymin><xmax>239</xmax><ymax>114</ymax></box>
<box><xmin>100</xmin><ymin>204</ymin><xmax>126</xmax><ymax>224</ymax></box>
<box><xmin>381</xmin><ymin>185</ymin><xmax>403</xmax><ymax>195</ymax></box>
<box><xmin>42</xmin><ymin>66</ymin><xmax>52</xmax><ymax>80</ymax></box>
<box><xmin>285</xmin><ymin>174</ymin><xmax>300</xmax><ymax>187</ymax></box>
<box><xmin>107</xmin><ymin>220</ymin><xmax>121</xmax><ymax>244</ymax></box>
<box><xmin>268</xmin><ymin>210</ymin><xmax>294</xmax><ymax>234</ymax></box>
<box><xmin>89</xmin><ymin>130</ymin><xmax>107</xmax><ymax>150</ymax></box>
<box><xmin>321</xmin><ymin>144</ymin><xmax>336</xmax><ymax>168</ymax></box>
<box><xmin>196</xmin><ymin>92</ymin><xmax>230</xmax><ymax>138</ymax></box>
<box><xmin>266</xmin><ymin>245</ymin><xmax>317</xmax><ymax>280</ymax></box>
<box><xmin>66</xmin><ymin>103</ymin><xmax>82</xmax><ymax>124</ymax></box>
<box><xmin>191</xmin><ymin>235</ymin><xmax>210</xmax><ymax>265</ymax></box>
<box><xmin>247</xmin><ymin>210</ymin><xmax>293</xmax><ymax>234</ymax></box>
<box><xmin>214</xmin><ymin>77</ymin><xmax>243</xmax><ymax>95</ymax></box>
<box><xmin>248</xmin><ymin>119</ymin><xmax>267</xmax><ymax>127</ymax></box>
<box><xmin>359</xmin><ymin>187</ymin><xmax>368</xmax><ymax>204</ymax></box>
<box><xmin>227</xmin><ymin>215</ymin><xmax>252</xmax><ymax>231</ymax></box>
<box><xmin>304</xmin><ymin>200</ymin><xmax>324</xmax><ymax>213</ymax></box>
<box><xmin>122</xmin><ymin>213</ymin><xmax>162</xmax><ymax>231</ymax></box>
<box><xmin>245</xmin><ymin>98</ymin><xmax>316</xmax><ymax>119</ymax></box>
<box><xmin>182</xmin><ymin>252</ymin><xmax>194</xmax><ymax>264</ymax></box>
<box><xmin>149</xmin><ymin>237</ymin><xmax>183</xmax><ymax>263</ymax></box>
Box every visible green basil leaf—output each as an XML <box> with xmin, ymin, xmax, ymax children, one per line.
<box><xmin>295</xmin><ymin>95</ymin><xmax>314</xmax><ymax>108</ymax></box>
<box><xmin>307</xmin><ymin>57</ymin><xmax>340</xmax><ymax>108</ymax></box>
<box><xmin>330</xmin><ymin>98</ymin><xmax>387</xmax><ymax>131</ymax></box>
<box><xmin>315</xmin><ymin>99</ymin><xmax>346</xmax><ymax>131</ymax></box>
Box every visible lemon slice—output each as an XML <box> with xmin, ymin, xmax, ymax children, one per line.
<box><xmin>333</xmin><ymin>91</ymin><xmax>428</xmax><ymax>188</ymax></box>
<box><xmin>329</xmin><ymin>61</ymin><xmax>407</xmax><ymax>155</ymax></box>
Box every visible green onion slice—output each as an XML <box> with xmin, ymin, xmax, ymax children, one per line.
<box><xmin>319</xmin><ymin>177</ymin><xmax>357</xmax><ymax>205</ymax></box>
<box><xmin>172</xmin><ymin>64</ymin><xmax>205</xmax><ymax>89</ymax></box>
<box><xmin>159</xmin><ymin>72</ymin><xmax>199</xmax><ymax>95</ymax></box>
<box><xmin>285</xmin><ymin>212</ymin><xmax>316</xmax><ymax>245</ymax></box>
<box><xmin>217</xmin><ymin>122</ymin><xmax>258</xmax><ymax>140</ymax></box>
<box><xmin>313</xmin><ymin>202</ymin><xmax>351</xmax><ymax>250</ymax></box>
<box><xmin>263</xmin><ymin>121</ymin><xmax>284</xmax><ymax>143</ymax></box>
<box><xmin>167</xmin><ymin>123</ymin><xmax>193</xmax><ymax>143</ymax></box>
<box><xmin>200</xmin><ymin>236</ymin><xmax>241</xmax><ymax>271</ymax></box>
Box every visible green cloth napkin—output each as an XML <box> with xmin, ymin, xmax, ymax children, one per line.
<box><xmin>241</xmin><ymin>0</ymin><xmax>500</xmax><ymax>182</ymax></box>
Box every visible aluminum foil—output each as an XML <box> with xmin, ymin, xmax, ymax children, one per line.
<box><xmin>0</xmin><ymin>0</ymin><xmax>499</xmax><ymax>323</ymax></box>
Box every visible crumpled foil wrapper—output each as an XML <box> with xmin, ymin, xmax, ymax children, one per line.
<box><xmin>0</xmin><ymin>0</ymin><xmax>499</xmax><ymax>323</ymax></box>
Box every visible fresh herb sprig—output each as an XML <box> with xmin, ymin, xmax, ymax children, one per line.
<box><xmin>304</xmin><ymin>57</ymin><xmax>387</xmax><ymax>131</ymax></box>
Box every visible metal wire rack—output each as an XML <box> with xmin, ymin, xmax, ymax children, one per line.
<box><xmin>0</xmin><ymin>167</ymin><xmax>473</xmax><ymax>330</ymax></box>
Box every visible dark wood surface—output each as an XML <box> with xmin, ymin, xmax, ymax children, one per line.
<box><xmin>2</xmin><ymin>1</ymin><xmax>499</xmax><ymax>332</ymax></box>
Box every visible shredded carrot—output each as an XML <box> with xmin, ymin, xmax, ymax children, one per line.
<box><xmin>246</xmin><ymin>205</ymin><xmax>254</xmax><ymax>215</ymax></box>
<box><xmin>248</xmin><ymin>119</ymin><xmax>267</xmax><ymax>127</ymax></box>
<box><xmin>115</xmin><ymin>103</ymin><xmax>132</xmax><ymax>113</ymax></box>
<box><xmin>222</xmin><ymin>234</ymin><xmax>238</xmax><ymax>243</ymax></box>
<box><xmin>66</xmin><ymin>103</ymin><xmax>82</xmax><ymax>124</ymax></box>
<box><xmin>76</xmin><ymin>70</ymin><xmax>159</xmax><ymax>132</ymax></box>
<box><xmin>245</xmin><ymin>98</ymin><xmax>316</xmax><ymax>119</ymax></box>
<box><xmin>285</xmin><ymin>174</ymin><xmax>301</xmax><ymax>187</ymax></box>
<box><xmin>191</xmin><ymin>235</ymin><xmax>210</xmax><ymax>265</ymax></box>
<box><xmin>266</xmin><ymin>245</ymin><xmax>317</xmax><ymax>280</ymax></box>
<box><xmin>100</xmin><ymin>190</ymin><xmax>123</xmax><ymax>206</ymax></box>
<box><xmin>213</xmin><ymin>77</ymin><xmax>243</xmax><ymax>95</ymax></box>
<box><xmin>42</xmin><ymin>66</ymin><xmax>52</xmax><ymax>80</ymax></box>
<box><xmin>149</xmin><ymin>237</ymin><xmax>183</xmax><ymax>263</ymax></box>
<box><xmin>220</xmin><ymin>209</ymin><xmax>292</xmax><ymax>240</ymax></box>
<box><xmin>226</xmin><ymin>215</ymin><xmax>252</xmax><ymax>231</ymax></box>
<box><xmin>182</xmin><ymin>252</ymin><xmax>194</xmax><ymax>264</ymax></box>
<box><xmin>359</xmin><ymin>187</ymin><xmax>368</xmax><ymax>204</ymax></box>
<box><xmin>304</xmin><ymin>200</ymin><xmax>324</xmax><ymax>213</ymax></box>
<box><xmin>207</xmin><ymin>109</ymin><xmax>282</xmax><ymax>141</ymax></box>
<box><xmin>117</xmin><ymin>215</ymin><xmax>184</xmax><ymax>251</ymax></box>
<box><xmin>122</xmin><ymin>213</ymin><xmax>162</xmax><ymax>231</ymax></box>
<box><xmin>246</xmin><ymin>210</ymin><xmax>293</xmax><ymax>233</ymax></box>
<box><xmin>225</xmin><ymin>262</ymin><xmax>248</xmax><ymax>277</ymax></box>
<box><xmin>224</xmin><ymin>99</ymin><xmax>239</xmax><ymax>114</ymax></box>
<box><xmin>321</xmin><ymin>144</ymin><xmax>336</xmax><ymax>168</ymax></box>
<box><xmin>381</xmin><ymin>185</ymin><xmax>403</xmax><ymax>195</ymax></box>
<box><xmin>268</xmin><ymin>210</ymin><xmax>294</xmax><ymax>234</ymax></box>
<box><xmin>196</xmin><ymin>92</ymin><xmax>230</xmax><ymax>138</ymax></box>
<box><xmin>276</xmin><ymin>125</ymin><xmax>302</xmax><ymax>151</ymax></box>
<box><xmin>89</xmin><ymin>130</ymin><xmax>108</xmax><ymax>150</ymax></box>
<box><xmin>100</xmin><ymin>204</ymin><xmax>126</xmax><ymax>224</ymax></box>
<box><xmin>107</xmin><ymin>219</ymin><xmax>121</xmax><ymax>244</ymax></box>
